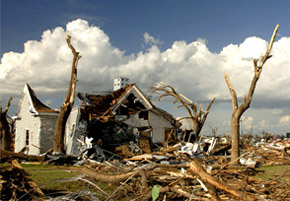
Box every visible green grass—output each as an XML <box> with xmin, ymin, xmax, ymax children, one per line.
<box><xmin>256</xmin><ymin>165</ymin><xmax>290</xmax><ymax>181</ymax></box>
<box><xmin>19</xmin><ymin>163</ymin><xmax>120</xmax><ymax>199</ymax></box>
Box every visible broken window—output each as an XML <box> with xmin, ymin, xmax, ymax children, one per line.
<box><xmin>138</xmin><ymin>111</ymin><xmax>148</xmax><ymax>120</ymax></box>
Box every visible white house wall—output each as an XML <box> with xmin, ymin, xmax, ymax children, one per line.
<box><xmin>149</xmin><ymin>111</ymin><xmax>172</xmax><ymax>128</ymax></box>
<box><xmin>122</xmin><ymin>111</ymin><xmax>174</xmax><ymax>144</ymax></box>
<box><xmin>15</xmin><ymin>94</ymin><xmax>41</xmax><ymax>155</ymax></box>
<box><xmin>149</xmin><ymin>111</ymin><xmax>174</xmax><ymax>144</ymax></box>
<box><xmin>151</xmin><ymin>127</ymin><xmax>165</xmax><ymax>143</ymax></box>
<box><xmin>122</xmin><ymin>113</ymin><xmax>149</xmax><ymax>127</ymax></box>
<box><xmin>65</xmin><ymin>108</ymin><xmax>79</xmax><ymax>155</ymax></box>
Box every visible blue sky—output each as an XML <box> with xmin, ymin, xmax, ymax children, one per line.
<box><xmin>1</xmin><ymin>0</ymin><xmax>290</xmax><ymax>135</ymax></box>
<box><xmin>2</xmin><ymin>0</ymin><xmax>290</xmax><ymax>55</ymax></box>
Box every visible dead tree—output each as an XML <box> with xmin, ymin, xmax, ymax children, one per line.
<box><xmin>0</xmin><ymin>97</ymin><xmax>13</xmax><ymax>151</ymax></box>
<box><xmin>53</xmin><ymin>32</ymin><xmax>81</xmax><ymax>153</ymax></box>
<box><xmin>150</xmin><ymin>82</ymin><xmax>215</xmax><ymax>139</ymax></box>
<box><xmin>224</xmin><ymin>24</ymin><xmax>279</xmax><ymax>162</ymax></box>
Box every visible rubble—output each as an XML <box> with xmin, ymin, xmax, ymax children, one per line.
<box><xmin>78</xmin><ymin>139</ymin><xmax>289</xmax><ymax>201</ymax></box>
<box><xmin>1</xmin><ymin>133</ymin><xmax>290</xmax><ymax>200</ymax></box>
<box><xmin>0</xmin><ymin>160</ymin><xmax>45</xmax><ymax>201</ymax></box>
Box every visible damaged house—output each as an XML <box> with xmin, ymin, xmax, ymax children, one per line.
<box><xmin>66</xmin><ymin>78</ymin><xmax>181</xmax><ymax>156</ymax></box>
<box><xmin>14</xmin><ymin>84</ymin><xmax>59</xmax><ymax>155</ymax></box>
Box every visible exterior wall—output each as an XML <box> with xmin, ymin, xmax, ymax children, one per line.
<box><xmin>65</xmin><ymin>108</ymin><xmax>79</xmax><ymax>155</ymax></box>
<box><xmin>39</xmin><ymin>115</ymin><xmax>58</xmax><ymax>153</ymax></box>
<box><xmin>122</xmin><ymin>111</ymin><xmax>174</xmax><ymax>144</ymax></box>
<box><xmin>149</xmin><ymin>111</ymin><xmax>174</xmax><ymax>144</ymax></box>
<box><xmin>122</xmin><ymin>113</ymin><xmax>149</xmax><ymax>127</ymax></box>
<box><xmin>151</xmin><ymin>127</ymin><xmax>165</xmax><ymax>143</ymax></box>
<box><xmin>114</xmin><ymin>77</ymin><xmax>129</xmax><ymax>91</ymax></box>
<box><xmin>15</xmin><ymin>94</ymin><xmax>41</xmax><ymax>155</ymax></box>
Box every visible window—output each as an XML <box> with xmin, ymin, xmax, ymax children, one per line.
<box><xmin>138</xmin><ymin>111</ymin><xmax>148</xmax><ymax>120</ymax></box>
<box><xmin>25</xmin><ymin>130</ymin><xmax>29</xmax><ymax>146</ymax></box>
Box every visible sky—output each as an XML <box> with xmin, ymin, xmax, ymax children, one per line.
<box><xmin>1</xmin><ymin>0</ymin><xmax>290</xmax><ymax>136</ymax></box>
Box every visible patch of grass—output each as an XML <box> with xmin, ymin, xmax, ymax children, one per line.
<box><xmin>27</xmin><ymin>168</ymin><xmax>83</xmax><ymax>192</ymax></box>
<box><xmin>256</xmin><ymin>165</ymin><xmax>290</xmax><ymax>181</ymax></box>
<box><xmin>21</xmin><ymin>163</ymin><xmax>120</xmax><ymax>198</ymax></box>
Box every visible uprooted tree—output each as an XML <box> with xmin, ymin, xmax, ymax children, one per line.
<box><xmin>150</xmin><ymin>82</ymin><xmax>215</xmax><ymax>139</ymax></box>
<box><xmin>224</xmin><ymin>24</ymin><xmax>279</xmax><ymax>162</ymax></box>
<box><xmin>53</xmin><ymin>32</ymin><xmax>82</xmax><ymax>153</ymax></box>
<box><xmin>0</xmin><ymin>97</ymin><xmax>14</xmax><ymax>151</ymax></box>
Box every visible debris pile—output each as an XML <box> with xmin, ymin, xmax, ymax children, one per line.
<box><xmin>1</xmin><ymin>135</ymin><xmax>289</xmax><ymax>200</ymax></box>
<box><xmin>80</xmin><ymin>147</ymin><xmax>290</xmax><ymax>201</ymax></box>
<box><xmin>0</xmin><ymin>160</ymin><xmax>45</xmax><ymax>201</ymax></box>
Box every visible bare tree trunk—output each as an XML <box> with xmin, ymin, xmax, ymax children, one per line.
<box><xmin>53</xmin><ymin>32</ymin><xmax>81</xmax><ymax>153</ymax></box>
<box><xmin>231</xmin><ymin>117</ymin><xmax>240</xmax><ymax>160</ymax></box>
<box><xmin>224</xmin><ymin>24</ymin><xmax>279</xmax><ymax>162</ymax></box>
<box><xmin>0</xmin><ymin>97</ymin><xmax>13</xmax><ymax>151</ymax></box>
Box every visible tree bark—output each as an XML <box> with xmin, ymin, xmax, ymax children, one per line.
<box><xmin>0</xmin><ymin>97</ymin><xmax>13</xmax><ymax>151</ymax></box>
<box><xmin>189</xmin><ymin>159</ymin><xmax>254</xmax><ymax>201</ymax></box>
<box><xmin>53</xmin><ymin>32</ymin><xmax>81</xmax><ymax>153</ymax></box>
<box><xmin>224</xmin><ymin>24</ymin><xmax>279</xmax><ymax>162</ymax></box>
<box><xmin>230</xmin><ymin>117</ymin><xmax>240</xmax><ymax>160</ymax></box>
<box><xmin>0</xmin><ymin>150</ymin><xmax>46</xmax><ymax>162</ymax></box>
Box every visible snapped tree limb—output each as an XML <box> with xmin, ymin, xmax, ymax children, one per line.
<box><xmin>150</xmin><ymin>82</ymin><xmax>215</xmax><ymax>138</ymax></box>
<box><xmin>53</xmin><ymin>32</ymin><xmax>82</xmax><ymax>153</ymax></box>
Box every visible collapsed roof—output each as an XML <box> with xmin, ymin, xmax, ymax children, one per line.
<box><xmin>78</xmin><ymin>83</ymin><xmax>178</xmax><ymax>125</ymax></box>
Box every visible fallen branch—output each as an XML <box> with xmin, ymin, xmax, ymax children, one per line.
<box><xmin>0</xmin><ymin>150</ymin><xmax>46</xmax><ymax>162</ymax></box>
<box><xmin>82</xmin><ymin>167</ymin><xmax>138</xmax><ymax>183</ymax></box>
<box><xmin>11</xmin><ymin>160</ymin><xmax>45</xmax><ymax>199</ymax></box>
<box><xmin>213</xmin><ymin>151</ymin><xmax>252</xmax><ymax>175</ymax></box>
<box><xmin>189</xmin><ymin>159</ymin><xmax>254</xmax><ymax>201</ymax></box>
<box><xmin>105</xmin><ymin>169</ymin><xmax>141</xmax><ymax>201</ymax></box>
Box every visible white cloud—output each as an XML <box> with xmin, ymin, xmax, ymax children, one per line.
<box><xmin>272</xmin><ymin>109</ymin><xmax>284</xmax><ymax>116</ymax></box>
<box><xmin>259</xmin><ymin>120</ymin><xmax>268</xmax><ymax>128</ymax></box>
<box><xmin>143</xmin><ymin>32</ymin><xmax>163</xmax><ymax>46</ymax></box>
<box><xmin>0</xmin><ymin>19</ymin><xmax>289</xmax><ymax>132</ymax></box>
<box><xmin>241</xmin><ymin>116</ymin><xmax>254</xmax><ymax>130</ymax></box>
<box><xmin>279</xmin><ymin>116</ymin><xmax>290</xmax><ymax>125</ymax></box>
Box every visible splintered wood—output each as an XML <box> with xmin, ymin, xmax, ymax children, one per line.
<box><xmin>1</xmin><ymin>136</ymin><xmax>289</xmax><ymax>200</ymax></box>
<box><xmin>81</xmin><ymin>149</ymin><xmax>290</xmax><ymax>201</ymax></box>
<box><xmin>0</xmin><ymin>160</ymin><xmax>45</xmax><ymax>201</ymax></box>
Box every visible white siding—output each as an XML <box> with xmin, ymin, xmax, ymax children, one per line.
<box><xmin>122</xmin><ymin>113</ymin><xmax>149</xmax><ymax>127</ymax></box>
<box><xmin>15</xmin><ymin>94</ymin><xmax>41</xmax><ymax>155</ymax></box>
<box><xmin>15</xmin><ymin>91</ymin><xmax>58</xmax><ymax>155</ymax></box>
<box><xmin>122</xmin><ymin>111</ymin><xmax>174</xmax><ymax>144</ymax></box>
<box><xmin>149</xmin><ymin>111</ymin><xmax>173</xmax><ymax>144</ymax></box>
<box><xmin>151</xmin><ymin>127</ymin><xmax>165</xmax><ymax>143</ymax></box>
<box><xmin>65</xmin><ymin>108</ymin><xmax>79</xmax><ymax>155</ymax></box>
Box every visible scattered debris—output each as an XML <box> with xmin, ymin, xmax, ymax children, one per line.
<box><xmin>1</xmin><ymin>135</ymin><xmax>290</xmax><ymax>200</ymax></box>
<box><xmin>0</xmin><ymin>160</ymin><xmax>45</xmax><ymax>200</ymax></box>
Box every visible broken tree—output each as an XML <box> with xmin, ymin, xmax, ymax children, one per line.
<box><xmin>151</xmin><ymin>82</ymin><xmax>215</xmax><ymax>139</ymax></box>
<box><xmin>0</xmin><ymin>97</ymin><xmax>13</xmax><ymax>151</ymax></box>
<box><xmin>224</xmin><ymin>24</ymin><xmax>279</xmax><ymax>162</ymax></box>
<box><xmin>53</xmin><ymin>32</ymin><xmax>82</xmax><ymax>153</ymax></box>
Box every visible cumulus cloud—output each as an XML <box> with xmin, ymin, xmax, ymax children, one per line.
<box><xmin>259</xmin><ymin>120</ymin><xmax>268</xmax><ymax>128</ymax></box>
<box><xmin>272</xmin><ymin>109</ymin><xmax>284</xmax><ymax>116</ymax></box>
<box><xmin>241</xmin><ymin>116</ymin><xmax>254</xmax><ymax>130</ymax></box>
<box><xmin>1</xmin><ymin>19</ymin><xmax>290</xmax><ymax>122</ymax></box>
<box><xmin>279</xmin><ymin>116</ymin><xmax>290</xmax><ymax>125</ymax></box>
